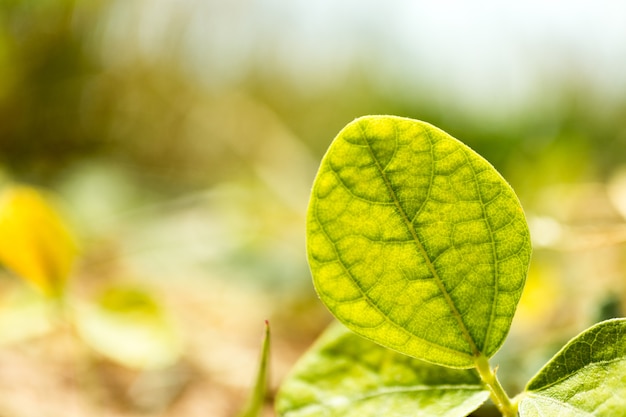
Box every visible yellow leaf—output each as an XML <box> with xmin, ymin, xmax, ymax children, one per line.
<box><xmin>0</xmin><ymin>185</ymin><xmax>78</xmax><ymax>297</ymax></box>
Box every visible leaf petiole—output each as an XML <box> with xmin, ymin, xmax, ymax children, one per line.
<box><xmin>475</xmin><ymin>355</ymin><xmax>518</xmax><ymax>417</ymax></box>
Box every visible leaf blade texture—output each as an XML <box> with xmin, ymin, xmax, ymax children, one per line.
<box><xmin>519</xmin><ymin>318</ymin><xmax>626</xmax><ymax>417</ymax></box>
<box><xmin>276</xmin><ymin>322</ymin><xmax>489</xmax><ymax>417</ymax></box>
<box><xmin>307</xmin><ymin>116</ymin><xmax>531</xmax><ymax>367</ymax></box>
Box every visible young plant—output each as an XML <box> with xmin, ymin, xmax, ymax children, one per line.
<box><xmin>277</xmin><ymin>116</ymin><xmax>626</xmax><ymax>416</ymax></box>
<box><xmin>238</xmin><ymin>320</ymin><xmax>271</xmax><ymax>417</ymax></box>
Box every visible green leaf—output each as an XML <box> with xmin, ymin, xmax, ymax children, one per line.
<box><xmin>519</xmin><ymin>318</ymin><xmax>626</xmax><ymax>416</ymax></box>
<box><xmin>238</xmin><ymin>320</ymin><xmax>271</xmax><ymax>417</ymax></box>
<box><xmin>306</xmin><ymin>116</ymin><xmax>531</xmax><ymax>368</ymax></box>
<box><xmin>276</xmin><ymin>322</ymin><xmax>489</xmax><ymax>417</ymax></box>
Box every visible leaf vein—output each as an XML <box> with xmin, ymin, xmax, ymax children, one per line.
<box><xmin>358</xmin><ymin>122</ymin><xmax>481</xmax><ymax>358</ymax></box>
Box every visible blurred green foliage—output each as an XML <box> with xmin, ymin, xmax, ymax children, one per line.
<box><xmin>0</xmin><ymin>0</ymin><xmax>104</xmax><ymax>180</ymax></box>
<box><xmin>2</xmin><ymin>0</ymin><xmax>626</xmax><ymax>194</ymax></box>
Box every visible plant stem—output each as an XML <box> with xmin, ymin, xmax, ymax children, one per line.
<box><xmin>475</xmin><ymin>355</ymin><xmax>518</xmax><ymax>417</ymax></box>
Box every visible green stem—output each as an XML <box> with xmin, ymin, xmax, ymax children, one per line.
<box><xmin>475</xmin><ymin>355</ymin><xmax>518</xmax><ymax>417</ymax></box>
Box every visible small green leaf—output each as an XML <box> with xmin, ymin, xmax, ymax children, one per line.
<box><xmin>307</xmin><ymin>116</ymin><xmax>531</xmax><ymax>368</ymax></box>
<box><xmin>519</xmin><ymin>318</ymin><xmax>626</xmax><ymax>416</ymax></box>
<box><xmin>75</xmin><ymin>287</ymin><xmax>183</xmax><ymax>369</ymax></box>
<box><xmin>276</xmin><ymin>322</ymin><xmax>489</xmax><ymax>417</ymax></box>
<box><xmin>238</xmin><ymin>320</ymin><xmax>271</xmax><ymax>417</ymax></box>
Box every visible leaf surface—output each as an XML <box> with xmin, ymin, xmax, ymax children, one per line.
<box><xmin>519</xmin><ymin>318</ymin><xmax>626</xmax><ymax>417</ymax></box>
<box><xmin>306</xmin><ymin>116</ymin><xmax>531</xmax><ymax>368</ymax></box>
<box><xmin>276</xmin><ymin>322</ymin><xmax>489</xmax><ymax>417</ymax></box>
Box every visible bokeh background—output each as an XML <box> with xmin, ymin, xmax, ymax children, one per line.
<box><xmin>1</xmin><ymin>1</ymin><xmax>626</xmax><ymax>416</ymax></box>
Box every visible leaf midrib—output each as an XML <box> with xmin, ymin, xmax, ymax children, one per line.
<box><xmin>360</xmin><ymin>123</ymin><xmax>481</xmax><ymax>358</ymax></box>
<box><xmin>313</xmin><ymin>210</ymin><xmax>471</xmax><ymax>360</ymax></box>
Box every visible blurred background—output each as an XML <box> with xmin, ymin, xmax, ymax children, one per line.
<box><xmin>0</xmin><ymin>0</ymin><xmax>626</xmax><ymax>416</ymax></box>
